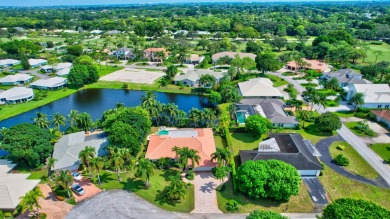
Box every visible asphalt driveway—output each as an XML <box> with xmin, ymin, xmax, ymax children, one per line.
<box><xmin>302</xmin><ymin>178</ymin><xmax>328</xmax><ymax>205</ymax></box>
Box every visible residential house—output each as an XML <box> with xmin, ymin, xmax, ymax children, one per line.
<box><xmin>30</xmin><ymin>77</ymin><xmax>67</xmax><ymax>90</ymax></box>
<box><xmin>52</xmin><ymin>132</ymin><xmax>109</xmax><ymax>171</ymax></box>
<box><xmin>28</xmin><ymin>59</ymin><xmax>48</xmax><ymax>68</ymax></box>
<box><xmin>238</xmin><ymin>78</ymin><xmax>282</xmax><ymax>99</ymax></box>
<box><xmin>90</xmin><ymin>30</ymin><xmax>103</xmax><ymax>35</ymax></box>
<box><xmin>370</xmin><ymin>110</ymin><xmax>390</xmax><ymax>128</ymax></box>
<box><xmin>0</xmin><ymin>87</ymin><xmax>34</xmax><ymax>104</ymax></box>
<box><xmin>0</xmin><ymin>74</ymin><xmax>33</xmax><ymax>85</ymax></box>
<box><xmin>0</xmin><ymin>160</ymin><xmax>40</xmax><ymax>211</ymax></box>
<box><xmin>106</xmin><ymin>30</ymin><xmax>121</xmax><ymax>35</ymax></box>
<box><xmin>345</xmin><ymin>84</ymin><xmax>390</xmax><ymax>109</ymax></box>
<box><xmin>236</xmin><ymin>99</ymin><xmax>298</xmax><ymax>128</ymax></box>
<box><xmin>321</xmin><ymin>69</ymin><xmax>367</xmax><ymax>87</ymax></box>
<box><xmin>185</xmin><ymin>54</ymin><xmax>202</xmax><ymax>65</ymax></box>
<box><xmin>145</xmin><ymin>128</ymin><xmax>217</xmax><ymax>171</ymax></box>
<box><xmin>111</xmin><ymin>47</ymin><xmax>134</xmax><ymax>60</ymax></box>
<box><xmin>144</xmin><ymin>48</ymin><xmax>168</xmax><ymax>62</ymax></box>
<box><xmin>211</xmin><ymin>51</ymin><xmax>256</xmax><ymax>64</ymax></box>
<box><xmin>174</xmin><ymin>69</ymin><xmax>226</xmax><ymax>87</ymax></box>
<box><xmin>0</xmin><ymin>59</ymin><xmax>20</xmax><ymax>68</ymax></box>
<box><xmin>239</xmin><ymin>133</ymin><xmax>323</xmax><ymax>177</ymax></box>
<box><xmin>286</xmin><ymin>59</ymin><xmax>331</xmax><ymax>73</ymax></box>
<box><xmin>40</xmin><ymin>63</ymin><xmax>72</xmax><ymax>73</ymax></box>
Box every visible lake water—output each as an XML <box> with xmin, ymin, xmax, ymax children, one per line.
<box><xmin>0</xmin><ymin>89</ymin><xmax>209</xmax><ymax>128</ymax></box>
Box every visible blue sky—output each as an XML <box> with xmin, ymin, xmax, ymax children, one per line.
<box><xmin>0</xmin><ymin>0</ymin><xmax>368</xmax><ymax>7</ymax></box>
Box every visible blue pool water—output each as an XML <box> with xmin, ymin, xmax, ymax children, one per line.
<box><xmin>158</xmin><ymin>130</ymin><xmax>169</xmax><ymax>135</ymax></box>
<box><xmin>236</xmin><ymin>112</ymin><xmax>246</xmax><ymax>124</ymax></box>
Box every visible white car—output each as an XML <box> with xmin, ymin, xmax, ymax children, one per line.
<box><xmin>71</xmin><ymin>172</ymin><xmax>82</xmax><ymax>181</ymax></box>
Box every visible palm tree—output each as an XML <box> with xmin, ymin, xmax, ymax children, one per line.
<box><xmin>165</xmin><ymin>177</ymin><xmax>188</xmax><ymax>201</ymax></box>
<box><xmin>177</xmin><ymin>147</ymin><xmax>190</xmax><ymax>171</ymax></box>
<box><xmin>203</xmin><ymin>108</ymin><xmax>216</xmax><ymax>128</ymax></box>
<box><xmin>188</xmin><ymin>149</ymin><xmax>201</xmax><ymax>169</ymax></box>
<box><xmin>52</xmin><ymin>113</ymin><xmax>66</xmax><ymax>130</ymax></box>
<box><xmin>91</xmin><ymin>157</ymin><xmax>104</xmax><ymax>185</ymax></box>
<box><xmin>141</xmin><ymin>91</ymin><xmax>157</xmax><ymax>109</ymax></box>
<box><xmin>135</xmin><ymin>158</ymin><xmax>155</xmax><ymax>187</ymax></box>
<box><xmin>298</xmin><ymin>110</ymin><xmax>311</xmax><ymax>128</ymax></box>
<box><xmin>317</xmin><ymin>93</ymin><xmax>327</xmax><ymax>111</ymax></box>
<box><xmin>218</xmin><ymin>115</ymin><xmax>230</xmax><ymax>134</ymax></box>
<box><xmin>68</xmin><ymin>110</ymin><xmax>79</xmax><ymax>128</ymax></box>
<box><xmin>212</xmin><ymin>166</ymin><xmax>231</xmax><ymax>184</ymax></box>
<box><xmin>210</xmin><ymin>147</ymin><xmax>231</xmax><ymax>167</ymax></box>
<box><xmin>78</xmin><ymin>146</ymin><xmax>96</xmax><ymax>176</ymax></box>
<box><xmin>350</xmin><ymin>93</ymin><xmax>365</xmax><ymax>111</ymax></box>
<box><xmin>109</xmin><ymin>152</ymin><xmax>124</xmax><ymax>181</ymax></box>
<box><xmin>19</xmin><ymin>187</ymin><xmax>44</xmax><ymax>217</ymax></box>
<box><xmin>47</xmin><ymin>157</ymin><xmax>57</xmax><ymax>176</ymax></box>
<box><xmin>172</xmin><ymin>146</ymin><xmax>181</xmax><ymax>158</ymax></box>
<box><xmin>33</xmin><ymin>112</ymin><xmax>50</xmax><ymax>129</ymax></box>
<box><xmin>55</xmin><ymin>170</ymin><xmax>74</xmax><ymax>198</ymax></box>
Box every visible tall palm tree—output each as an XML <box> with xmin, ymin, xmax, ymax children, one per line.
<box><xmin>165</xmin><ymin>177</ymin><xmax>188</xmax><ymax>201</ymax></box>
<box><xmin>19</xmin><ymin>187</ymin><xmax>44</xmax><ymax>217</ymax></box>
<box><xmin>211</xmin><ymin>147</ymin><xmax>231</xmax><ymax>167</ymax></box>
<box><xmin>172</xmin><ymin>146</ymin><xmax>181</xmax><ymax>158</ymax></box>
<box><xmin>298</xmin><ymin>110</ymin><xmax>311</xmax><ymax>128</ymax></box>
<box><xmin>177</xmin><ymin>147</ymin><xmax>190</xmax><ymax>171</ymax></box>
<box><xmin>203</xmin><ymin>108</ymin><xmax>216</xmax><ymax>128</ymax></box>
<box><xmin>33</xmin><ymin>112</ymin><xmax>50</xmax><ymax>129</ymax></box>
<box><xmin>135</xmin><ymin>158</ymin><xmax>155</xmax><ymax>187</ymax></box>
<box><xmin>55</xmin><ymin>170</ymin><xmax>74</xmax><ymax>198</ymax></box>
<box><xmin>91</xmin><ymin>157</ymin><xmax>104</xmax><ymax>185</ymax></box>
<box><xmin>188</xmin><ymin>149</ymin><xmax>201</xmax><ymax>169</ymax></box>
<box><xmin>78</xmin><ymin>146</ymin><xmax>96</xmax><ymax>176</ymax></box>
<box><xmin>68</xmin><ymin>110</ymin><xmax>79</xmax><ymax>128</ymax></box>
<box><xmin>141</xmin><ymin>91</ymin><xmax>157</xmax><ymax>109</ymax></box>
<box><xmin>47</xmin><ymin>157</ymin><xmax>57</xmax><ymax>176</ymax></box>
<box><xmin>109</xmin><ymin>152</ymin><xmax>124</xmax><ymax>181</ymax></box>
<box><xmin>218</xmin><ymin>115</ymin><xmax>230</xmax><ymax>134</ymax></box>
<box><xmin>350</xmin><ymin>93</ymin><xmax>365</xmax><ymax>111</ymax></box>
<box><xmin>52</xmin><ymin>113</ymin><xmax>66</xmax><ymax>130</ymax></box>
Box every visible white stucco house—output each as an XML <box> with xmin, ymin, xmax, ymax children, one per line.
<box><xmin>0</xmin><ymin>59</ymin><xmax>20</xmax><ymax>68</ymax></box>
<box><xmin>0</xmin><ymin>74</ymin><xmax>33</xmax><ymax>85</ymax></box>
<box><xmin>30</xmin><ymin>77</ymin><xmax>67</xmax><ymax>90</ymax></box>
<box><xmin>238</xmin><ymin>78</ymin><xmax>282</xmax><ymax>99</ymax></box>
<box><xmin>174</xmin><ymin>69</ymin><xmax>226</xmax><ymax>87</ymax></box>
<box><xmin>345</xmin><ymin>84</ymin><xmax>390</xmax><ymax>109</ymax></box>
<box><xmin>28</xmin><ymin>59</ymin><xmax>48</xmax><ymax>68</ymax></box>
<box><xmin>0</xmin><ymin>87</ymin><xmax>34</xmax><ymax>104</ymax></box>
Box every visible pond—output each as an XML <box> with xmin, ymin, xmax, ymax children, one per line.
<box><xmin>0</xmin><ymin>89</ymin><xmax>210</xmax><ymax>128</ymax></box>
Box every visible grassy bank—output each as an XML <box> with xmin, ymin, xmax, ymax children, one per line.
<box><xmin>345</xmin><ymin>121</ymin><xmax>377</xmax><ymax>137</ymax></box>
<box><xmin>370</xmin><ymin>143</ymin><xmax>390</xmax><ymax>163</ymax></box>
<box><xmin>329</xmin><ymin>141</ymin><xmax>379</xmax><ymax>179</ymax></box>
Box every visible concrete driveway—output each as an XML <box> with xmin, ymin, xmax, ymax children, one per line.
<box><xmin>99</xmin><ymin>68</ymin><xmax>164</xmax><ymax>84</ymax></box>
<box><xmin>191</xmin><ymin>172</ymin><xmax>223</xmax><ymax>213</ymax></box>
<box><xmin>302</xmin><ymin>178</ymin><xmax>328</xmax><ymax>205</ymax></box>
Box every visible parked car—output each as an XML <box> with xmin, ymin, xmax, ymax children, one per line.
<box><xmin>71</xmin><ymin>184</ymin><xmax>85</xmax><ymax>196</ymax></box>
<box><xmin>71</xmin><ymin>172</ymin><xmax>82</xmax><ymax>181</ymax></box>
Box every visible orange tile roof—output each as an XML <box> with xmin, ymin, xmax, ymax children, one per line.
<box><xmin>286</xmin><ymin>58</ymin><xmax>329</xmax><ymax>72</ymax></box>
<box><xmin>144</xmin><ymin>48</ymin><xmax>166</xmax><ymax>53</ymax></box>
<box><xmin>371</xmin><ymin>110</ymin><xmax>390</xmax><ymax>121</ymax></box>
<box><xmin>145</xmin><ymin>128</ymin><xmax>217</xmax><ymax>168</ymax></box>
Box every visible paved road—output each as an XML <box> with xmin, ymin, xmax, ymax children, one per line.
<box><xmin>66</xmin><ymin>190</ymin><xmax>319</xmax><ymax>219</ymax></box>
<box><xmin>302</xmin><ymin>178</ymin><xmax>328</xmax><ymax>205</ymax></box>
<box><xmin>268</xmin><ymin>72</ymin><xmax>306</xmax><ymax>95</ymax></box>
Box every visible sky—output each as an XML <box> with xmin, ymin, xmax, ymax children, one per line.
<box><xmin>0</xmin><ymin>0</ymin><xmax>375</xmax><ymax>7</ymax></box>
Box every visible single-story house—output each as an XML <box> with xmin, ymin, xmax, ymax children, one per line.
<box><xmin>0</xmin><ymin>73</ymin><xmax>33</xmax><ymax>85</ymax></box>
<box><xmin>238</xmin><ymin>78</ymin><xmax>282</xmax><ymax>99</ymax></box>
<box><xmin>145</xmin><ymin>128</ymin><xmax>217</xmax><ymax>171</ymax></box>
<box><xmin>106</xmin><ymin>30</ymin><xmax>121</xmax><ymax>35</ymax></box>
<box><xmin>0</xmin><ymin>59</ymin><xmax>20</xmax><ymax>68</ymax></box>
<box><xmin>0</xmin><ymin>160</ymin><xmax>40</xmax><ymax>211</ymax></box>
<box><xmin>111</xmin><ymin>47</ymin><xmax>134</xmax><ymax>60</ymax></box>
<box><xmin>90</xmin><ymin>30</ymin><xmax>103</xmax><ymax>35</ymax></box>
<box><xmin>0</xmin><ymin>87</ymin><xmax>34</xmax><ymax>104</ymax></box>
<box><xmin>144</xmin><ymin>48</ymin><xmax>168</xmax><ymax>62</ymax></box>
<box><xmin>52</xmin><ymin>132</ymin><xmax>109</xmax><ymax>171</ymax></box>
<box><xmin>30</xmin><ymin>77</ymin><xmax>67</xmax><ymax>90</ymax></box>
<box><xmin>28</xmin><ymin>59</ymin><xmax>48</xmax><ymax>68</ymax></box>
<box><xmin>236</xmin><ymin>99</ymin><xmax>298</xmax><ymax>128</ymax></box>
<box><xmin>211</xmin><ymin>52</ymin><xmax>256</xmax><ymax>64</ymax></box>
<box><xmin>173</xmin><ymin>30</ymin><xmax>188</xmax><ymax>35</ymax></box>
<box><xmin>174</xmin><ymin>69</ymin><xmax>226</xmax><ymax>87</ymax></box>
<box><xmin>344</xmin><ymin>84</ymin><xmax>390</xmax><ymax>109</ymax></box>
<box><xmin>370</xmin><ymin>110</ymin><xmax>390</xmax><ymax>128</ymax></box>
<box><xmin>41</xmin><ymin>62</ymin><xmax>72</xmax><ymax>73</ymax></box>
<box><xmin>185</xmin><ymin>54</ymin><xmax>202</xmax><ymax>65</ymax></box>
<box><xmin>321</xmin><ymin>69</ymin><xmax>367</xmax><ymax>87</ymax></box>
<box><xmin>239</xmin><ymin>133</ymin><xmax>323</xmax><ymax>177</ymax></box>
<box><xmin>286</xmin><ymin>59</ymin><xmax>331</xmax><ymax>73</ymax></box>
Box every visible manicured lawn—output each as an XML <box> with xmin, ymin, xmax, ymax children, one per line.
<box><xmin>97</xmin><ymin>65</ymin><xmax>124</xmax><ymax>77</ymax></box>
<box><xmin>93</xmin><ymin>169</ymin><xmax>194</xmax><ymax>213</ymax></box>
<box><xmin>0</xmin><ymin>88</ymin><xmax>78</xmax><ymax>121</ymax></box>
<box><xmin>335</xmin><ymin>111</ymin><xmax>355</xmax><ymax>118</ymax></box>
<box><xmin>214</xmin><ymin>135</ymin><xmax>227</xmax><ymax>149</ymax></box>
<box><xmin>0</xmin><ymin>85</ymin><xmax>13</xmax><ymax>90</ymax></box>
<box><xmin>319</xmin><ymin>165</ymin><xmax>390</xmax><ymax>210</ymax></box>
<box><xmin>345</xmin><ymin>121</ymin><xmax>377</xmax><ymax>137</ymax></box>
<box><xmin>267</xmin><ymin>74</ymin><xmax>288</xmax><ymax>87</ymax></box>
<box><xmin>370</xmin><ymin>143</ymin><xmax>390</xmax><ymax>163</ymax></box>
<box><xmin>136</xmin><ymin>67</ymin><xmax>164</xmax><ymax>72</ymax></box>
<box><xmin>361</xmin><ymin>43</ymin><xmax>390</xmax><ymax>64</ymax></box>
<box><xmin>217</xmin><ymin>179</ymin><xmax>314</xmax><ymax>213</ymax></box>
<box><xmin>230</xmin><ymin>131</ymin><xmax>265</xmax><ymax>156</ymax></box>
<box><xmin>329</xmin><ymin>141</ymin><xmax>379</xmax><ymax>179</ymax></box>
<box><xmin>13</xmin><ymin>166</ymin><xmax>49</xmax><ymax>183</ymax></box>
<box><xmin>281</xmin><ymin>122</ymin><xmax>334</xmax><ymax>144</ymax></box>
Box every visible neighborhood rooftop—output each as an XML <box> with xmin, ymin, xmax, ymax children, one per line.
<box><xmin>0</xmin><ymin>73</ymin><xmax>33</xmax><ymax>84</ymax></box>
<box><xmin>30</xmin><ymin>77</ymin><xmax>67</xmax><ymax>88</ymax></box>
<box><xmin>211</xmin><ymin>51</ymin><xmax>256</xmax><ymax>61</ymax></box>
<box><xmin>238</xmin><ymin>78</ymin><xmax>282</xmax><ymax>98</ymax></box>
<box><xmin>0</xmin><ymin>87</ymin><xmax>34</xmax><ymax>102</ymax></box>
<box><xmin>0</xmin><ymin>59</ymin><xmax>20</xmax><ymax>66</ymax></box>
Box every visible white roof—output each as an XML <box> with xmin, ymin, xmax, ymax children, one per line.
<box><xmin>56</xmin><ymin>68</ymin><xmax>71</xmax><ymax>76</ymax></box>
<box><xmin>238</xmin><ymin>78</ymin><xmax>282</xmax><ymax>97</ymax></box>
<box><xmin>90</xmin><ymin>30</ymin><xmax>103</xmax><ymax>34</ymax></box>
<box><xmin>28</xmin><ymin>59</ymin><xmax>47</xmax><ymax>66</ymax></box>
<box><xmin>0</xmin><ymin>74</ymin><xmax>33</xmax><ymax>83</ymax></box>
<box><xmin>30</xmin><ymin>77</ymin><xmax>67</xmax><ymax>88</ymax></box>
<box><xmin>351</xmin><ymin>84</ymin><xmax>390</xmax><ymax>103</ymax></box>
<box><xmin>56</xmin><ymin>62</ymin><xmax>72</xmax><ymax>70</ymax></box>
<box><xmin>0</xmin><ymin>160</ymin><xmax>40</xmax><ymax>210</ymax></box>
<box><xmin>0</xmin><ymin>87</ymin><xmax>34</xmax><ymax>101</ymax></box>
<box><xmin>63</xmin><ymin>30</ymin><xmax>77</xmax><ymax>33</ymax></box>
<box><xmin>0</xmin><ymin>59</ymin><xmax>20</xmax><ymax>66</ymax></box>
<box><xmin>174</xmin><ymin>69</ymin><xmax>226</xmax><ymax>83</ymax></box>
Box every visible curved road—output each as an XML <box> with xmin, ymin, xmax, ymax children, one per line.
<box><xmin>316</xmin><ymin>135</ymin><xmax>389</xmax><ymax>188</ymax></box>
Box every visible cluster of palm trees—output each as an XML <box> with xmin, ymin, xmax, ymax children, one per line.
<box><xmin>33</xmin><ymin>110</ymin><xmax>94</xmax><ymax>132</ymax></box>
<box><xmin>164</xmin><ymin>172</ymin><xmax>188</xmax><ymax>202</ymax></box>
<box><xmin>172</xmin><ymin>146</ymin><xmax>201</xmax><ymax>172</ymax></box>
<box><xmin>141</xmin><ymin>91</ymin><xmax>217</xmax><ymax>127</ymax></box>
<box><xmin>302</xmin><ymin>86</ymin><xmax>342</xmax><ymax>112</ymax></box>
<box><xmin>210</xmin><ymin>147</ymin><xmax>232</xmax><ymax>183</ymax></box>
<box><xmin>19</xmin><ymin>187</ymin><xmax>44</xmax><ymax>217</ymax></box>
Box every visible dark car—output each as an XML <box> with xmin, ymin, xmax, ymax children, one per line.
<box><xmin>71</xmin><ymin>184</ymin><xmax>85</xmax><ymax>196</ymax></box>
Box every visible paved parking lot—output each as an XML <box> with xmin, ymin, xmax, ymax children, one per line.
<box><xmin>72</xmin><ymin>178</ymin><xmax>102</xmax><ymax>202</ymax></box>
<box><xmin>99</xmin><ymin>68</ymin><xmax>164</xmax><ymax>84</ymax></box>
<box><xmin>302</xmin><ymin>178</ymin><xmax>328</xmax><ymax>205</ymax></box>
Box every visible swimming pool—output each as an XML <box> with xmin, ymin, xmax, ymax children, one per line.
<box><xmin>158</xmin><ymin>130</ymin><xmax>169</xmax><ymax>135</ymax></box>
<box><xmin>236</xmin><ymin>111</ymin><xmax>247</xmax><ymax>124</ymax></box>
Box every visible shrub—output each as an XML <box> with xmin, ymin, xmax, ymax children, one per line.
<box><xmin>225</xmin><ymin>200</ymin><xmax>239</xmax><ymax>212</ymax></box>
<box><xmin>39</xmin><ymin>213</ymin><xmax>47</xmax><ymax>219</ymax></box>
<box><xmin>0</xmin><ymin>210</ymin><xmax>4</xmax><ymax>219</ymax></box>
<box><xmin>246</xmin><ymin>210</ymin><xmax>287</xmax><ymax>219</ymax></box>
<box><xmin>285</xmin><ymin>110</ymin><xmax>294</xmax><ymax>116</ymax></box>
<box><xmin>315</xmin><ymin>112</ymin><xmax>341</xmax><ymax>133</ymax></box>
<box><xmin>66</xmin><ymin>197</ymin><xmax>77</xmax><ymax>205</ymax></box>
<box><xmin>186</xmin><ymin>170</ymin><xmax>195</xmax><ymax>180</ymax></box>
<box><xmin>336</xmin><ymin>145</ymin><xmax>345</xmax><ymax>150</ymax></box>
<box><xmin>3</xmin><ymin>212</ymin><xmax>11</xmax><ymax>218</ymax></box>
<box><xmin>334</xmin><ymin>154</ymin><xmax>349</xmax><ymax>166</ymax></box>
<box><xmin>56</xmin><ymin>196</ymin><xmax>65</xmax><ymax>201</ymax></box>
<box><xmin>370</xmin><ymin>41</ymin><xmax>383</xmax><ymax>45</ymax></box>
<box><xmin>357</xmin><ymin>108</ymin><xmax>370</xmax><ymax>113</ymax></box>
<box><xmin>354</xmin><ymin>112</ymin><xmax>366</xmax><ymax>119</ymax></box>
<box><xmin>295</xmin><ymin>124</ymin><xmax>302</xmax><ymax>130</ymax></box>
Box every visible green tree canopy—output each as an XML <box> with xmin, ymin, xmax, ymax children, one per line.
<box><xmin>0</xmin><ymin>40</ymin><xmax>41</xmax><ymax>54</ymax></box>
<box><xmin>245</xmin><ymin>114</ymin><xmax>272</xmax><ymax>137</ymax></box>
<box><xmin>108</xmin><ymin>121</ymin><xmax>141</xmax><ymax>156</ymax></box>
<box><xmin>255</xmin><ymin>53</ymin><xmax>281</xmax><ymax>74</ymax></box>
<box><xmin>246</xmin><ymin>210</ymin><xmax>288</xmax><ymax>219</ymax></box>
<box><xmin>67</xmin><ymin>44</ymin><xmax>84</xmax><ymax>56</ymax></box>
<box><xmin>314</xmin><ymin>112</ymin><xmax>342</xmax><ymax>133</ymax></box>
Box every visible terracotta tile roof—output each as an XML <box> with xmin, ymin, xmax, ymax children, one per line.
<box><xmin>286</xmin><ymin>58</ymin><xmax>329</xmax><ymax>72</ymax></box>
<box><xmin>371</xmin><ymin>110</ymin><xmax>390</xmax><ymax>121</ymax></box>
<box><xmin>144</xmin><ymin>48</ymin><xmax>166</xmax><ymax>53</ymax></box>
<box><xmin>145</xmin><ymin>128</ymin><xmax>217</xmax><ymax>168</ymax></box>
